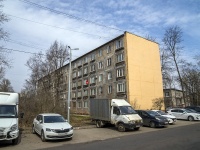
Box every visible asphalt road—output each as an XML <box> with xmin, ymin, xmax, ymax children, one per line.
<box><xmin>40</xmin><ymin>123</ymin><xmax>200</xmax><ymax>150</ymax></box>
<box><xmin>0</xmin><ymin>120</ymin><xmax>200</xmax><ymax>150</ymax></box>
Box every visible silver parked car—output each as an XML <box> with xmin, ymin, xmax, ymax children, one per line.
<box><xmin>32</xmin><ymin>113</ymin><xmax>73</xmax><ymax>142</ymax></box>
<box><xmin>152</xmin><ymin>110</ymin><xmax>176</xmax><ymax>124</ymax></box>
<box><xmin>167</xmin><ymin>108</ymin><xmax>200</xmax><ymax>121</ymax></box>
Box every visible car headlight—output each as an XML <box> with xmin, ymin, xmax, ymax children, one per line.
<box><xmin>10</xmin><ymin>124</ymin><xmax>18</xmax><ymax>131</ymax></box>
<box><xmin>46</xmin><ymin>128</ymin><xmax>52</xmax><ymax>132</ymax></box>
<box><xmin>69</xmin><ymin>127</ymin><xmax>73</xmax><ymax>131</ymax></box>
<box><xmin>156</xmin><ymin>117</ymin><xmax>160</xmax><ymax>121</ymax></box>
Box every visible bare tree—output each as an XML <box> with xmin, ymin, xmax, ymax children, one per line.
<box><xmin>162</xmin><ymin>26</ymin><xmax>186</xmax><ymax>105</ymax></box>
<box><xmin>0</xmin><ymin>0</ymin><xmax>10</xmax><ymax>80</ymax></box>
<box><xmin>152</xmin><ymin>97</ymin><xmax>164</xmax><ymax>110</ymax></box>
<box><xmin>0</xmin><ymin>78</ymin><xmax>14</xmax><ymax>92</ymax></box>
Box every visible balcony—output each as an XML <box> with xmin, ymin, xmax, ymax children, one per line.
<box><xmin>115</xmin><ymin>46</ymin><xmax>124</xmax><ymax>52</ymax></box>
<box><xmin>115</xmin><ymin>61</ymin><xmax>125</xmax><ymax>67</ymax></box>
<box><xmin>116</xmin><ymin>76</ymin><xmax>125</xmax><ymax>81</ymax></box>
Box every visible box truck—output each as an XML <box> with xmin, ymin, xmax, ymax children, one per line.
<box><xmin>90</xmin><ymin>99</ymin><xmax>143</xmax><ymax>132</ymax></box>
<box><xmin>0</xmin><ymin>92</ymin><xmax>23</xmax><ymax>145</ymax></box>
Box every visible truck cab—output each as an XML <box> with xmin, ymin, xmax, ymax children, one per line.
<box><xmin>110</xmin><ymin>99</ymin><xmax>143</xmax><ymax>131</ymax></box>
<box><xmin>0</xmin><ymin>92</ymin><xmax>23</xmax><ymax>145</ymax></box>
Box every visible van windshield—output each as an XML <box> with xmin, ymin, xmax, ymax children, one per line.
<box><xmin>119</xmin><ymin>106</ymin><xmax>137</xmax><ymax>115</ymax></box>
<box><xmin>0</xmin><ymin>105</ymin><xmax>17</xmax><ymax>118</ymax></box>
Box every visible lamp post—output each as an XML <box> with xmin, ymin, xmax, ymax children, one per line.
<box><xmin>67</xmin><ymin>46</ymin><xmax>79</xmax><ymax>123</ymax></box>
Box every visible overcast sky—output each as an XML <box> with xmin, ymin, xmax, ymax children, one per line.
<box><xmin>1</xmin><ymin>0</ymin><xmax>200</xmax><ymax>92</ymax></box>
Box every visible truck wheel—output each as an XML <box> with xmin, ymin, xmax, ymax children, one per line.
<box><xmin>96</xmin><ymin>120</ymin><xmax>103</xmax><ymax>128</ymax></box>
<box><xmin>118</xmin><ymin>123</ymin><xmax>126</xmax><ymax>132</ymax></box>
<box><xmin>41</xmin><ymin>130</ymin><xmax>46</xmax><ymax>142</ymax></box>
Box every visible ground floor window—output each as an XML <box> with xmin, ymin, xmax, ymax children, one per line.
<box><xmin>83</xmin><ymin>101</ymin><xmax>88</xmax><ymax>108</ymax></box>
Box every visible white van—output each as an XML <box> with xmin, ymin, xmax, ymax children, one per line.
<box><xmin>0</xmin><ymin>92</ymin><xmax>23</xmax><ymax>145</ymax></box>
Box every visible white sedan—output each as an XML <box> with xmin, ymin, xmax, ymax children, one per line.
<box><xmin>167</xmin><ymin>108</ymin><xmax>200</xmax><ymax>121</ymax></box>
<box><xmin>152</xmin><ymin>110</ymin><xmax>176</xmax><ymax>124</ymax></box>
<box><xmin>32</xmin><ymin>113</ymin><xmax>73</xmax><ymax>142</ymax></box>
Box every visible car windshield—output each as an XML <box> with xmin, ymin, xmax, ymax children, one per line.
<box><xmin>147</xmin><ymin>111</ymin><xmax>161</xmax><ymax>116</ymax></box>
<box><xmin>0</xmin><ymin>105</ymin><xmax>17</xmax><ymax>118</ymax></box>
<box><xmin>119</xmin><ymin>106</ymin><xmax>137</xmax><ymax>115</ymax></box>
<box><xmin>157</xmin><ymin>110</ymin><xmax>167</xmax><ymax>115</ymax></box>
<box><xmin>44</xmin><ymin>115</ymin><xmax>66</xmax><ymax>123</ymax></box>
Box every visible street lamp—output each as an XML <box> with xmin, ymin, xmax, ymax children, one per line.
<box><xmin>67</xmin><ymin>46</ymin><xmax>79</xmax><ymax>123</ymax></box>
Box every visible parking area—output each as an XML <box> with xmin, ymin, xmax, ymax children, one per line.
<box><xmin>0</xmin><ymin>120</ymin><xmax>200</xmax><ymax>150</ymax></box>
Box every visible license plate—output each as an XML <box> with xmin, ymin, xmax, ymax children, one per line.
<box><xmin>165</xmin><ymin>122</ymin><xmax>168</xmax><ymax>124</ymax></box>
<box><xmin>136</xmin><ymin>125</ymin><xmax>140</xmax><ymax>127</ymax></box>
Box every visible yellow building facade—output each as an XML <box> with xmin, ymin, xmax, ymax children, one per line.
<box><xmin>124</xmin><ymin>32</ymin><xmax>163</xmax><ymax>109</ymax></box>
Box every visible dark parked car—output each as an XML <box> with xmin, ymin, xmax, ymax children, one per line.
<box><xmin>135</xmin><ymin>110</ymin><xmax>169</xmax><ymax>128</ymax></box>
<box><xmin>185</xmin><ymin>106</ymin><xmax>200</xmax><ymax>113</ymax></box>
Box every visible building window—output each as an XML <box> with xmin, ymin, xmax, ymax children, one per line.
<box><xmin>83</xmin><ymin>67</ymin><xmax>88</xmax><ymax>75</ymax></box>
<box><xmin>83</xmin><ymin>101</ymin><xmax>88</xmax><ymax>108</ymax></box>
<box><xmin>107</xmin><ymin>45</ymin><xmax>111</xmax><ymax>53</ymax></box>
<box><xmin>78</xmin><ymin>102</ymin><xmax>82</xmax><ymax>108</ymax></box>
<box><xmin>98</xmin><ymin>49</ymin><xmax>102</xmax><ymax>57</ymax></box>
<box><xmin>84</xmin><ymin>57</ymin><xmax>88</xmax><ymax>63</ymax></box>
<box><xmin>90</xmin><ymin>64</ymin><xmax>95</xmax><ymax>72</ymax></box>
<box><xmin>78</xmin><ymin>80</ymin><xmax>82</xmax><ymax>87</ymax></box>
<box><xmin>90</xmin><ymin>88</ymin><xmax>96</xmax><ymax>95</ymax></box>
<box><xmin>117</xmin><ymin>83</ymin><xmax>125</xmax><ymax>92</ymax></box>
<box><xmin>72</xmin><ymin>72</ymin><xmax>76</xmax><ymax>78</ymax></box>
<box><xmin>98</xmin><ymin>61</ymin><xmax>103</xmax><ymax>69</ymax></box>
<box><xmin>108</xmin><ymin>72</ymin><xmax>112</xmax><ymax>80</ymax></box>
<box><xmin>83</xmin><ymin>79</ymin><xmax>89</xmax><ymax>85</ymax></box>
<box><xmin>108</xmin><ymin>85</ymin><xmax>112</xmax><ymax>94</ymax></box>
<box><xmin>117</xmin><ymin>53</ymin><xmax>124</xmax><ymax>62</ymax></box>
<box><xmin>90</xmin><ymin>76</ymin><xmax>96</xmax><ymax>84</ymax></box>
<box><xmin>77</xmin><ymin>60</ymin><xmax>82</xmax><ymax>66</ymax></box>
<box><xmin>116</xmin><ymin>39</ymin><xmax>123</xmax><ymax>49</ymax></box>
<box><xmin>72</xmin><ymin>102</ymin><xmax>76</xmax><ymax>108</ymax></box>
<box><xmin>165</xmin><ymin>92</ymin><xmax>170</xmax><ymax>97</ymax></box>
<box><xmin>72</xmin><ymin>82</ymin><xmax>76</xmax><ymax>88</ymax></box>
<box><xmin>72</xmin><ymin>92</ymin><xmax>76</xmax><ymax>98</ymax></box>
<box><xmin>99</xmin><ymin>74</ymin><xmax>103</xmax><ymax>82</ymax></box>
<box><xmin>78</xmin><ymin>70</ymin><xmax>82</xmax><ymax>77</ymax></box>
<box><xmin>117</xmin><ymin>68</ymin><xmax>124</xmax><ymax>77</ymax></box>
<box><xmin>78</xmin><ymin>91</ymin><xmax>82</xmax><ymax>97</ymax></box>
<box><xmin>107</xmin><ymin>58</ymin><xmax>112</xmax><ymax>66</ymax></box>
<box><xmin>73</xmin><ymin>63</ymin><xmax>76</xmax><ymax>68</ymax></box>
<box><xmin>83</xmin><ymin>90</ymin><xmax>88</xmax><ymax>96</ymax></box>
<box><xmin>99</xmin><ymin>86</ymin><xmax>103</xmax><ymax>95</ymax></box>
<box><xmin>91</xmin><ymin>54</ymin><xmax>95</xmax><ymax>61</ymax></box>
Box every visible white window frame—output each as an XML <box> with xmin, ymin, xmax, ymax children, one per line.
<box><xmin>72</xmin><ymin>82</ymin><xmax>76</xmax><ymax>88</ymax></box>
<box><xmin>90</xmin><ymin>76</ymin><xmax>95</xmax><ymax>84</ymax></box>
<box><xmin>108</xmin><ymin>85</ymin><xmax>112</xmax><ymax>94</ymax></box>
<box><xmin>99</xmin><ymin>86</ymin><xmax>103</xmax><ymax>95</ymax></box>
<box><xmin>83</xmin><ymin>101</ymin><xmax>88</xmax><ymax>108</ymax></box>
<box><xmin>99</xmin><ymin>49</ymin><xmax>102</xmax><ymax>57</ymax></box>
<box><xmin>72</xmin><ymin>72</ymin><xmax>76</xmax><ymax>78</ymax></box>
<box><xmin>117</xmin><ymin>53</ymin><xmax>124</xmax><ymax>62</ymax></box>
<box><xmin>83</xmin><ymin>90</ymin><xmax>88</xmax><ymax>96</ymax></box>
<box><xmin>78</xmin><ymin>70</ymin><xmax>82</xmax><ymax>76</ymax></box>
<box><xmin>99</xmin><ymin>74</ymin><xmax>103</xmax><ymax>82</ymax></box>
<box><xmin>72</xmin><ymin>92</ymin><xmax>76</xmax><ymax>98</ymax></box>
<box><xmin>78</xmin><ymin>91</ymin><xmax>82</xmax><ymax>97</ymax></box>
<box><xmin>91</xmin><ymin>54</ymin><xmax>95</xmax><ymax>60</ymax></box>
<box><xmin>107</xmin><ymin>58</ymin><xmax>111</xmax><ymax>66</ymax></box>
<box><xmin>83</xmin><ymin>67</ymin><xmax>88</xmax><ymax>74</ymax></box>
<box><xmin>107</xmin><ymin>45</ymin><xmax>111</xmax><ymax>53</ymax></box>
<box><xmin>78</xmin><ymin>101</ymin><xmax>82</xmax><ymax>108</ymax></box>
<box><xmin>84</xmin><ymin>57</ymin><xmax>88</xmax><ymax>63</ymax></box>
<box><xmin>98</xmin><ymin>61</ymin><xmax>103</xmax><ymax>69</ymax></box>
<box><xmin>108</xmin><ymin>72</ymin><xmax>112</xmax><ymax>80</ymax></box>
<box><xmin>117</xmin><ymin>83</ymin><xmax>125</xmax><ymax>92</ymax></box>
<box><xmin>117</xmin><ymin>68</ymin><xmax>124</xmax><ymax>77</ymax></box>
<box><xmin>116</xmin><ymin>39</ymin><xmax>123</xmax><ymax>49</ymax></box>
<box><xmin>90</xmin><ymin>64</ymin><xmax>95</xmax><ymax>72</ymax></box>
<box><xmin>90</xmin><ymin>88</ymin><xmax>96</xmax><ymax>95</ymax></box>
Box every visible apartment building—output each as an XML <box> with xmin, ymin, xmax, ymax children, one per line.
<box><xmin>41</xmin><ymin>31</ymin><xmax>163</xmax><ymax>114</ymax></box>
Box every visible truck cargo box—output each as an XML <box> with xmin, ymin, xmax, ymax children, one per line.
<box><xmin>90</xmin><ymin>99</ymin><xmax>111</xmax><ymax>121</ymax></box>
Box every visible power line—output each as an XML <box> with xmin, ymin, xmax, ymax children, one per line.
<box><xmin>0</xmin><ymin>47</ymin><xmax>80</xmax><ymax>59</ymax></box>
<box><xmin>8</xmin><ymin>14</ymin><xmax>110</xmax><ymax>39</ymax></box>
<box><xmin>18</xmin><ymin>0</ymin><xmax>124</xmax><ymax>32</ymax></box>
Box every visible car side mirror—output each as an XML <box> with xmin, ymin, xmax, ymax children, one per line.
<box><xmin>39</xmin><ymin>120</ymin><xmax>43</xmax><ymax>123</ymax></box>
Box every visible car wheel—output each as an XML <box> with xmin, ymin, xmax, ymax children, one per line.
<box><xmin>188</xmin><ymin>116</ymin><xmax>194</xmax><ymax>121</ymax></box>
<box><xmin>118</xmin><ymin>123</ymin><xmax>126</xmax><ymax>132</ymax></box>
<box><xmin>134</xmin><ymin>127</ymin><xmax>140</xmax><ymax>131</ymax></box>
<box><xmin>32</xmin><ymin>125</ymin><xmax>36</xmax><ymax>134</ymax></box>
<box><xmin>41</xmin><ymin>130</ymin><xmax>46</xmax><ymax>142</ymax></box>
<box><xmin>12</xmin><ymin>135</ymin><xmax>21</xmax><ymax>145</ymax></box>
<box><xmin>150</xmin><ymin>122</ymin><xmax>156</xmax><ymax>128</ymax></box>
